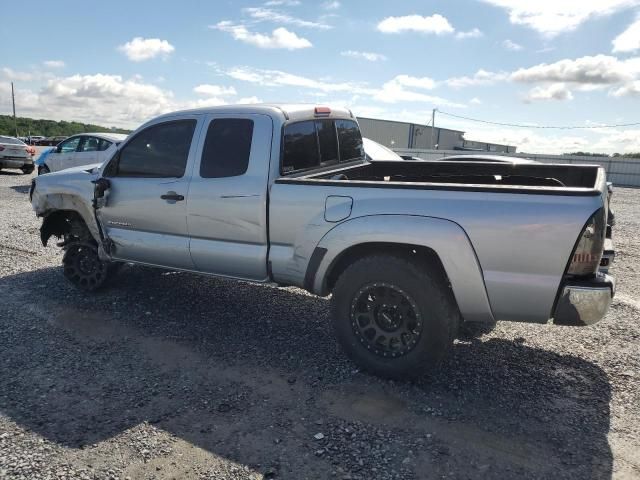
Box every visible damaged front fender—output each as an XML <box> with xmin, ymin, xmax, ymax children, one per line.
<box><xmin>31</xmin><ymin>169</ymin><xmax>104</xmax><ymax>247</ymax></box>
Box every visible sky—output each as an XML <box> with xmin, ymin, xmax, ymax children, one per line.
<box><xmin>2</xmin><ymin>0</ymin><xmax>640</xmax><ymax>154</ymax></box>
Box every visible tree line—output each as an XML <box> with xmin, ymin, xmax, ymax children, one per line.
<box><xmin>569</xmin><ymin>151</ymin><xmax>640</xmax><ymax>159</ymax></box>
<box><xmin>0</xmin><ymin>115</ymin><xmax>130</xmax><ymax>138</ymax></box>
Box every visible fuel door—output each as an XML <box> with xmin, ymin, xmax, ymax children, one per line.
<box><xmin>325</xmin><ymin>195</ymin><xmax>353</xmax><ymax>223</ymax></box>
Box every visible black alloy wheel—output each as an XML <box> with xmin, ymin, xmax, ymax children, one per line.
<box><xmin>350</xmin><ymin>282</ymin><xmax>423</xmax><ymax>358</ymax></box>
<box><xmin>62</xmin><ymin>242</ymin><xmax>109</xmax><ymax>291</ymax></box>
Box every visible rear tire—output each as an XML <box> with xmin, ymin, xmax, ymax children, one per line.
<box><xmin>21</xmin><ymin>165</ymin><xmax>35</xmax><ymax>175</ymax></box>
<box><xmin>331</xmin><ymin>255</ymin><xmax>460</xmax><ymax>379</ymax></box>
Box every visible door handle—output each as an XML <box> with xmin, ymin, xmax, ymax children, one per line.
<box><xmin>160</xmin><ymin>192</ymin><xmax>184</xmax><ymax>201</ymax></box>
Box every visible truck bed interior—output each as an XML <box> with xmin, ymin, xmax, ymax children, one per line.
<box><xmin>295</xmin><ymin>160</ymin><xmax>601</xmax><ymax>191</ymax></box>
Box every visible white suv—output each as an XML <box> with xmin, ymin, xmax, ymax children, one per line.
<box><xmin>38</xmin><ymin>132</ymin><xmax>127</xmax><ymax>174</ymax></box>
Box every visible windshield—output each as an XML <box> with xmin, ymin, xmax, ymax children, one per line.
<box><xmin>363</xmin><ymin>138</ymin><xmax>403</xmax><ymax>161</ymax></box>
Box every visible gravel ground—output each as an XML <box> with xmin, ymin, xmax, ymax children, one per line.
<box><xmin>0</xmin><ymin>170</ymin><xmax>638</xmax><ymax>480</ymax></box>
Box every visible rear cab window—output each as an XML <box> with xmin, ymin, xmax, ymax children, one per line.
<box><xmin>281</xmin><ymin>118</ymin><xmax>363</xmax><ymax>175</ymax></box>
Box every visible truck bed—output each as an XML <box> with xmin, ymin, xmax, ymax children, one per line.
<box><xmin>279</xmin><ymin>160</ymin><xmax>604</xmax><ymax>196</ymax></box>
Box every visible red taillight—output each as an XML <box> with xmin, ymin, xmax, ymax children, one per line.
<box><xmin>0</xmin><ymin>146</ymin><xmax>4</xmax><ymax>151</ymax></box>
<box><xmin>567</xmin><ymin>209</ymin><xmax>606</xmax><ymax>276</ymax></box>
<box><xmin>315</xmin><ymin>106</ymin><xmax>331</xmax><ymax>116</ymax></box>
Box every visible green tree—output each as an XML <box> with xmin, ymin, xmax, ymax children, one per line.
<box><xmin>0</xmin><ymin>115</ymin><xmax>130</xmax><ymax>137</ymax></box>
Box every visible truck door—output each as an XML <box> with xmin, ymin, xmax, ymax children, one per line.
<box><xmin>49</xmin><ymin>136</ymin><xmax>81</xmax><ymax>172</ymax></box>
<box><xmin>74</xmin><ymin>136</ymin><xmax>100</xmax><ymax>167</ymax></box>
<box><xmin>98</xmin><ymin>118</ymin><xmax>200</xmax><ymax>269</ymax></box>
<box><xmin>187</xmin><ymin>113</ymin><xmax>273</xmax><ymax>281</ymax></box>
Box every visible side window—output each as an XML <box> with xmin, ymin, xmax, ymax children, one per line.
<box><xmin>116</xmin><ymin>120</ymin><xmax>196</xmax><ymax>178</ymax></box>
<box><xmin>282</xmin><ymin>121</ymin><xmax>319</xmax><ymax>173</ymax></box>
<box><xmin>316</xmin><ymin>120</ymin><xmax>338</xmax><ymax>164</ymax></box>
<box><xmin>58</xmin><ymin>137</ymin><xmax>81</xmax><ymax>153</ymax></box>
<box><xmin>98</xmin><ymin>139</ymin><xmax>112</xmax><ymax>151</ymax></box>
<box><xmin>200</xmin><ymin>118</ymin><xmax>254</xmax><ymax>178</ymax></box>
<box><xmin>79</xmin><ymin>136</ymin><xmax>100</xmax><ymax>152</ymax></box>
<box><xmin>336</xmin><ymin>120</ymin><xmax>364</xmax><ymax>162</ymax></box>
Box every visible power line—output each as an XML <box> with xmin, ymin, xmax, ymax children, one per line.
<box><xmin>437</xmin><ymin>110</ymin><xmax>640</xmax><ymax>130</ymax></box>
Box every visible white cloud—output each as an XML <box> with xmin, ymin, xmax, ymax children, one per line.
<box><xmin>340</xmin><ymin>50</ymin><xmax>387</xmax><ymax>61</ymax></box>
<box><xmin>322</xmin><ymin>1</ymin><xmax>340</xmax><ymax>9</ymax></box>
<box><xmin>524</xmin><ymin>83</ymin><xmax>574</xmax><ymax>102</ymax></box>
<box><xmin>118</xmin><ymin>37</ymin><xmax>175</xmax><ymax>61</ymax></box>
<box><xmin>503</xmin><ymin>39</ymin><xmax>523</xmax><ymax>51</ymax></box>
<box><xmin>446</xmin><ymin>69</ymin><xmax>509</xmax><ymax>88</ymax></box>
<box><xmin>242</xmin><ymin>7</ymin><xmax>331</xmax><ymax>29</ymax></box>
<box><xmin>185</xmin><ymin>97</ymin><xmax>229</xmax><ymax>108</ymax></box>
<box><xmin>238</xmin><ymin>96</ymin><xmax>262</xmax><ymax>104</ymax></box>
<box><xmin>1</xmin><ymin>67</ymin><xmax>36</xmax><ymax>81</ymax></box>
<box><xmin>2</xmin><ymin>74</ymin><xmax>176</xmax><ymax>127</ymax></box>
<box><xmin>373</xmin><ymin>81</ymin><xmax>462</xmax><ymax>106</ymax></box>
<box><xmin>212</xmin><ymin>22</ymin><xmax>312</xmax><ymax>49</ymax></box>
<box><xmin>0</xmin><ymin>72</ymin><xmax>263</xmax><ymax>128</ymax></box>
<box><xmin>264</xmin><ymin>0</ymin><xmax>301</xmax><ymax>5</ymax></box>
<box><xmin>470</xmin><ymin>97</ymin><xmax>482</xmax><ymax>104</ymax></box>
<box><xmin>510</xmin><ymin>55</ymin><xmax>640</xmax><ymax>99</ymax></box>
<box><xmin>387</xmin><ymin>75</ymin><xmax>437</xmax><ymax>90</ymax></box>
<box><xmin>220</xmin><ymin>65</ymin><xmax>464</xmax><ymax>107</ymax></box>
<box><xmin>223</xmin><ymin>65</ymin><xmax>365</xmax><ymax>92</ymax></box>
<box><xmin>467</xmin><ymin>127</ymin><xmax>592</xmax><ymax>154</ymax></box>
<box><xmin>480</xmin><ymin>54</ymin><xmax>640</xmax><ymax>99</ymax></box>
<box><xmin>510</xmin><ymin>54</ymin><xmax>637</xmax><ymax>85</ymax></box>
<box><xmin>43</xmin><ymin>60</ymin><xmax>65</xmax><ymax>69</ymax></box>
<box><xmin>193</xmin><ymin>84</ymin><xmax>237</xmax><ymax>96</ymax></box>
<box><xmin>480</xmin><ymin>0</ymin><xmax>640</xmax><ymax>37</ymax></box>
<box><xmin>590</xmin><ymin>128</ymin><xmax>640</xmax><ymax>152</ymax></box>
<box><xmin>456</xmin><ymin>28</ymin><xmax>483</xmax><ymax>39</ymax></box>
<box><xmin>478</xmin><ymin>125</ymin><xmax>640</xmax><ymax>155</ymax></box>
<box><xmin>611</xmin><ymin>80</ymin><xmax>640</xmax><ymax>96</ymax></box>
<box><xmin>377</xmin><ymin>14</ymin><xmax>454</xmax><ymax>35</ymax></box>
<box><xmin>612</xmin><ymin>17</ymin><xmax>640</xmax><ymax>53</ymax></box>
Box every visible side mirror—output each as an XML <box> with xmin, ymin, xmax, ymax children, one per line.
<box><xmin>56</xmin><ymin>145</ymin><xmax>62</xmax><ymax>153</ymax></box>
<box><xmin>93</xmin><ymin>177</ymin><xmax>111</xmax><ymax>200</ymax></box>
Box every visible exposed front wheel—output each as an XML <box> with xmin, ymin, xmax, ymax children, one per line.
<box><xmin>38</xmin><ymin>165</ymin><xmax>50</xmax><ymax>175</ymax></box>
<box><xmin>331</xmin><ymin>255</ymin><xmax>460</xmax><ymax>379</ymax></box>
<box><xmin>62</xmin><ymin>242</ymin><xmax>112</xmax><ymax>291</ymax></box>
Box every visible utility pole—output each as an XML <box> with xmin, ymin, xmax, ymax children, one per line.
<box><xmin>430</xmin><ymin>108</ymin><xmax>436</xmax><ymax>150</ymax></box>
<box><xmin>11</xmin><ymin>82</ymin><xmax>18</xmax><ymax>137</ymax></box>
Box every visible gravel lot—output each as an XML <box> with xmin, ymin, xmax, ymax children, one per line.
<box><xmin>0</xmin><ymin>170</ymin><xmax>638</xmax><ymax>480</ymax></box>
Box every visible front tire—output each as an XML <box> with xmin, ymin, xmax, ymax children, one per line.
<box><xmin>62</xmin><ymin>242</ymin><xmax>112</xmax><ymax>291</ymax></box>
<box><xmin>38</xmin><ymin>165</ymin><xmax>51</xmax><ymax>175</ymax></box>
<box><xmin>331</xmin><ymin>255</ymin><xmax>460</xmax><ymax>379</ymax></box>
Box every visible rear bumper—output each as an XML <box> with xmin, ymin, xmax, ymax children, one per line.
<box><xmin>0</xmin><ymin>157</ymin><xmax>33</xmax><ymax>168</ymax></box>
<box><xmin>553</xmin><ymin>273</ymin><xmax>615</xmax><ymax>326</ymax></box>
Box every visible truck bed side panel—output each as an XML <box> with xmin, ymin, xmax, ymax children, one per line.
<box><xmin>269</xmin><ymin>183</ymin><xmax>603</xmax><ymax>323</ymax></box>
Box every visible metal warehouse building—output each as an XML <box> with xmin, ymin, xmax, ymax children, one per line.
<box><xmin>357</xmin><ymin>117</ymin><xmax>516</xmax><ymax>153</ymax></box>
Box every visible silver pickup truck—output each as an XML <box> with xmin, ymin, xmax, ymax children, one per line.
<box><xmin>30</xmin><ymin>104</ymin><xmax>616</xmax><ymax>378</ymax></box>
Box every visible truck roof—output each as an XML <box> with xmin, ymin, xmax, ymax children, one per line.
<box><xmin>150</xmin><ymin>103</ymin><xmax>355</xmax><ymax>124</ymax></box>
